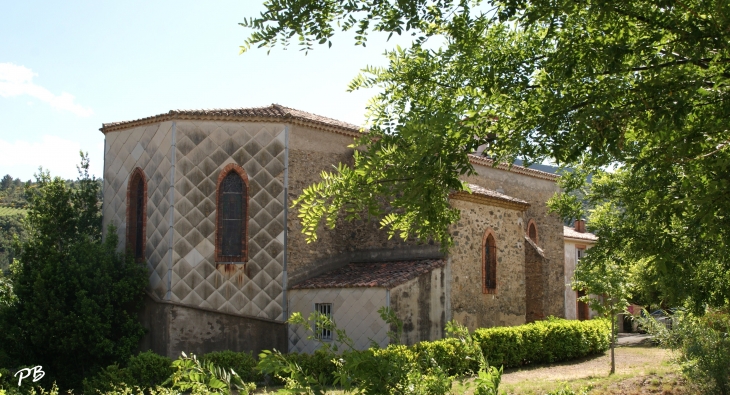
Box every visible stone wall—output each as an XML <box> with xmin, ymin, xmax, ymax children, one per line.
<box><xmin>389</xmin><ymin>263</ymin><xmax>451</xmax><ymax>345</ymax></box>
<box><xmin>286</xmin><ymin>125</ymin><xmax>422</xmax><ymax>285</ymax></box>
<box><xmin>525</xmin><ymin>237</ymin><xmax>546</xmax><ymax>322</ymax></box>
<box><xmin>138</xmin><ymin>294</ymin><xmax>287</xmax><ymax>359</ymax></box>
<box><xmin>448</xmin><ymin>199</ymin><xmax>526</xmax><ymax>330</ymax></box>
<box><xmin>464</xmin><ymin>164</ymin><xmax>565</xmax><ymax>318</ymax></box>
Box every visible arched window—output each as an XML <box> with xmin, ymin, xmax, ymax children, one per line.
<box><xmin>482</xmin><ymin>230</ymin><xmax>497</xmax><ymax>294</ymax></box>
<box><xmin>527</xmin><ymin>219</ymin><xmax>538</xmax><ymax>244</ymax></box>
<box><xmin>126</xmin><ymin>168</ymin><xmax>147</xmax><ymax>262</ymax></box>
<box><xmin>215</xmin><ymin>164</ymin><xmax>249</xmax><ymax>262</ymax></box>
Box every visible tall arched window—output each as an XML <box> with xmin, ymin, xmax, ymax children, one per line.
<box><xmin>482</xmin><ymin>230</ymin><xmax>497</xmax><ymax>294</ymax></box>
<box><xmin>527</xmin><ymin>219</ymin><xmax>538</xmax><ymax>244</ymax></box>
<box><xmin>126</xmin><ymin>168</ymin><xmax>147</xmax><ymax>262</ymax></box>
<box><xmin>215</xmin><ymin>164</ymin><xmax>249</xmax><ymax>262</ymax></box>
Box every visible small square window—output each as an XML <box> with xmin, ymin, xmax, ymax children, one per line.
<box><xmin>314</xmin><ymin>303</ymin><xmax>332</xmax><ymax>340</ymax></box>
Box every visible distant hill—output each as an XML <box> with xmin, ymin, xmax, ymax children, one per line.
<box><xmin>513</xmin><ymin>159</ymin><xmax>562</xmax><ymax>175</ymax></box>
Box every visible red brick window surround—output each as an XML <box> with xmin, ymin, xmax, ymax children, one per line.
<box><xmin>215</xmin><ymin>163</ymin><xmax>249</xmax><ymax>263</ymax></box>
<box><xmin>482</xmin><ymin>229</ymin><xmax>497</xmax><ymax>294</ymax></box>
<box><xmin>126</xmin><ymin>168</ymin><xmax>147</xmax><ymax>262</ymax></box>
<box><xmin>527</xmin><ymin>219</ymin><xmax>538</xmax><ymax>244</ymax></box>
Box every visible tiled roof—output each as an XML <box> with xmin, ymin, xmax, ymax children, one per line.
<box><xmin>563</xmin><ymin>226</ymin><xmax>598</xmax><ymax>242</ymax></box>
<box><xmin>101</xmin><ymin>105</ymin><xmax>558</xmax><ymax>182</ymax></box>
<box><xmin>468</xmin><ymin>154</ymin><xmax>559</xmax><ymax>181</ymax></box>
<box><xmin>450</xmin><ymin>183</ymin><xmax>530</xmax><ymax>211</ymax></box>
<box><xmin>100</xmin><ymin>104</ymin><xmax>363</xmax><ymax>137</ymax></box>
<box><xmin>290</xmin><ymin>259</ymin><xmax>447</xmax><ymax>290</ymax></box>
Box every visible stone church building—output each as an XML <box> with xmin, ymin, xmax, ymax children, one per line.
<box><xmin>100</xmin><ymin>105</ymin><xmax>565</xmax><ymax>358</ymax></box>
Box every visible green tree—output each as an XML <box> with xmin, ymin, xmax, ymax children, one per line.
<box><xmin>242</xmin><ymin>0</ymin><xmax>730</xmax><ymax>306</ymax></box>
<box><xmin>0</xmin><ymin>215</ymin><xmax>24</xmax><ymax>272</ymax></box>
<box><xmin>0</xmin><ymin>176</ymin><xmax>12</xmax><ymax>192</ymax></box>
<box><xmin>569</xmin><ymin>206</ymin><xmax>632</xmax><ymax>374</ymax></box>
<box><xmin>0</xmin><ymin>154</ymin><xmax>148</xmax><ymax>390</ymax></box>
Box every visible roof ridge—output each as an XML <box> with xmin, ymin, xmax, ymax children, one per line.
<box><xmin>467</xmin><ymin>154</ymin><xmax>559</xmax><ymax>181</ymax></box>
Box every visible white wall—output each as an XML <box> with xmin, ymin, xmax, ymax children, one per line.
<box><xmin>288</xmin><ymin>287</ymin><xmax>389</xmax><ymax>353</ymax></box>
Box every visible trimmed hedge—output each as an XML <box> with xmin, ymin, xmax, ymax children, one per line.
<box><xmin>407</xmin><ymin>318</ymin><xmax>609</xmax><ymax>376</ymax></box>
<box><xmin>473</xmin><ymin>318</ymin><xmax>611</xmax><ymax>368</ymax></box>
<box><xmin>273</xmin><ymin>317</ymin><xmax>610</xmax><ymax>383</ymax></box>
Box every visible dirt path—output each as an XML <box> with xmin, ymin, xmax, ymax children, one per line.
<box><xmin>502</xmin><ymin>347</ymin><xmax>671</xmax><ymax>384</ymax></box>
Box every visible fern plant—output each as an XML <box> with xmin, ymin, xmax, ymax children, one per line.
<box><xmin>165</xmin><ymin>352</ymin><xmax>255</xmax><ymax>395</ymax></box>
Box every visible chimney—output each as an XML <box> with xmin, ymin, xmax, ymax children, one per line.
<box><xmin>574</xmin><ymin>219</ymin><xmax>586</xmax><ymax>233</ymax></box>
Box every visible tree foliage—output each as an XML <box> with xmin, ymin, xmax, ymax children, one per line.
<box><xmin>0</xmin><ymin>155</ymin><xmax>148</xmax><ymax>390</ymax></box>
<box><xmin>242</xmin><ymin>0</ymin><xmax>730</xmax><ymax>305</ymax></box>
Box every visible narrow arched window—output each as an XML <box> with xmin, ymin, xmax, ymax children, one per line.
<box><xmin>126</xmin><ymin>168</ymin><xmax>147</xmax><ymax>262</ymax></box>
<box><xmin>527</xmin><ymin>219</ymin><xmax>538</xmax><ymax>244</ymax></box>
<box><xmin>482</xmin><ymin>231</ymin><xmax>497</xmax><ymax>294</ymax></box>
<box><xmin>216</xmin><ymin>164</ymin><xmax>249</xmax><ymax>262</ymax></box>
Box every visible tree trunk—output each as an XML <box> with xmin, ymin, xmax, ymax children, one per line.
<box><xmin>610</xmin><ymin>313</ymin><xmax>616</xmax><ymax>374</ymax></box>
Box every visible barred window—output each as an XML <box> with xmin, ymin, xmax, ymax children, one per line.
<box><xmin>483</xmin><ymin>232</ymin><xmax>497</xmax><ymax>294</ymax></box>
<box><xmin>126</xmin><ymin>168</ymin><xmax>146</xmax><ymax>262</ymax></box>
<box><xmin>216</xmin><ymin>165</ymin><xmax>248</xmax><ymax>262</ymax></box>
<box><xmin>314</xmin><ymin>303</ymin><xmax>333</xmax><ymax>340</ymax></box>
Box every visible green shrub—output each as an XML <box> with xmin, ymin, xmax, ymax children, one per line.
<box><xmin>126</xmin><ymin>351</ymin><xmax>174</xmax><ymax>388</ymax></box>
<box><xmin>82</xmin><ymin>351</ymin><xmax>172</xmax><ymax>394</ymax></box>
<box><xmin>262</xmin><ymin>315</ymin><xmax>609</xmax><ymax>393</ymax></box>
<box><xmin>651</xmin><ymin>310</ymin><xmax>730</xmax><ymax>395</ymax></box>
<box><xmin>473</xmin><ymin>318</ymin><xmax>610</xmax><ymax>368</ymax></box>
<box><xmin>201</xmin><ymin>351</ymin><xmax>260</xmax><ymax>384</ymax></box>
<box><xmin>82</xmin><ymin>364</ymin><xmax>134</xmax><ymax>394</ymax></box>
<box><xmin>0</xmin><ymin>159</ymin><xmax>148</xmax><ymax>391</ymax></box>
<box><xmin>412</xmin><ymin>337</ymin><xmax>479</xmax><ymax>376</ymax></box>
<box><xmin>166</xmin><ymin>352</ymin><xmax>256</xmax><ymax>395</ymax></box>
<box><xmin>282</xmin><ymin>349</ymin><xmax>337</xmax><ymax>385</ymax></box>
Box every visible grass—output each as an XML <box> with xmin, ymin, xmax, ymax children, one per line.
<box><xmin>253</xmin><ymin>343</ymin><xmax>689</xmax><ymax>394</ymax></box>
<box><xmin>452</xmin><ymin>344</ymin><xmax>687</xmax><ymax>394</ymax></box>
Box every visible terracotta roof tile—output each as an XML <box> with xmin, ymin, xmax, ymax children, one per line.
<box><xmin>101</xmin><ymin>105</ymin><xmax>559</xmax><ymax>183</ymax></box>
<box><xmin>100</xmin><ymin>104</ymin><xmax>363</xmax><ymax>137</ymax></box>
<box><xmin>563</xmin><ymin>226</ymin><xmax>598</xmax><ymax>241</ymax></box>
<box><xmin>450</xmin><ymin>183</ymin><xmax>531</xmax><ymax>210</ymax></box>
<box><xmin>291</xmin><ymin>259</ymin><xmax>447</xmax><ymax>290</ymax></box>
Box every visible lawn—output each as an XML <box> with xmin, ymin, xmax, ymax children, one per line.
<box><xmin>456</xmin><ymin>343</ymin><xmax>688</xmax><ymax>394</ymax></box>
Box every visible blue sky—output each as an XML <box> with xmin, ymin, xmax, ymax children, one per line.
<box><xmin>0</xmin><ymin>1</ymin><xmax>412</xmax><ymax>180</ymax></box>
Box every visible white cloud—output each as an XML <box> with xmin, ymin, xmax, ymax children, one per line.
<box><xmin>0</xmin><ymin>63</ymin><xmax>93</xmax><ymax>117</ymax></box>
<box><xmin>0</xmin><ymin>135</ymin><xmax>102</xmax><ymax>180</ymax></box>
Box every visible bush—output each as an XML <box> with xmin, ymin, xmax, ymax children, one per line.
<box><xmin>82</xmin><ymin>351</ymin><xmax>173</xmax><ymax>394</ymax></box>
<box><xmin>0</xmin><ymin>158</ymin><xmax>148</xmax><ymax>391</ymax></box>
<box><xmin>653</xmin><ymin>310</ymin><xmax>730</xmax><ymax>395</ymax></box>
<box><xmin>412</xmin><ymin>337</ymin><xmax>479</xmax><ymax>376</ymax></box>
<box><xmin>126</xmin><ymin>351</ymin><xmax>174</xmax><ymax>389</ymax></box>
<box><xmin>201</xmin><ymin>351</ymin><xmax>260</xmax><ymax>384</ymax></box>
<box><xmin>473</xmin><ymin>318</ymin><xmax>610</xmax><ymax>368</ymax></box>
<box><xmin>281</xmin><ymin>349</ymin><xmax>337</xmax><ymax>385</ymax></box>
<box><xmin>261</xmin><ymin>315</ymin><xmax>610</xmax><ymax>394</ymax></box>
